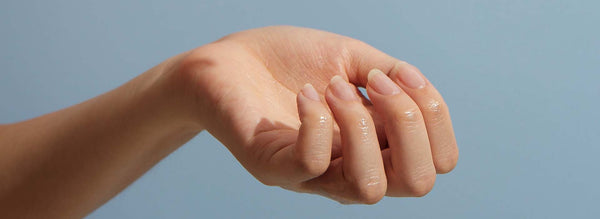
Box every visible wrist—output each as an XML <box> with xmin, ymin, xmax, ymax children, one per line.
<box><xmin>159</xmin><ymin>41</ymin><xmax>249</xmax><ymax>136</ymax></box>
<box><xmin>136</xmin><ymin>50</ymin><xmax>207</xmax><ymax>133</ymax></box>
<box><xmin>165</xmin><ymin>43</ymin><xmax>230</xmax><ymax>133</ymax></box>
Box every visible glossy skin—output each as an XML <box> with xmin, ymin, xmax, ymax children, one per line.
<box><xmin>0</xmin><ymin>26</ymin><xmax>458</xmax><ymax>217</ymax></box>
<box><xmin>183</xmin><ymin>26</ymin><xmax>458</xmax><ymax>203</ymax></box>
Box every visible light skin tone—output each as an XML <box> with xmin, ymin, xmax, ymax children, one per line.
<box><xmin>0</xmin><ymin>26</ymin><xmax>458</xmax><ymax>218</ymax></box>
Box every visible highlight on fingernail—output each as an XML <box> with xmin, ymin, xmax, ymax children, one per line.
<box><xmin>367</xmin><ymin>69</ymin><xmax>401</xmax><ymax>95</ymax></box>
<box><xmin>329</xmin><ymin>75</ymin><xmax>357</xmax><ymax>101</ymax></box>
<box><xmin>301</xmin><ymin>83</ymin><xmax>320</xmax><ymax>101</ymax></box>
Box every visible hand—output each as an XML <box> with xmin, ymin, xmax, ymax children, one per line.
<box><xmin>178</xmin><ymin>26</ymin><xmax>458</xmax><ymax>204</ymax></box>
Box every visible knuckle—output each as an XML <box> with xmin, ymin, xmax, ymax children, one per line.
<box><xmin>319</xmin><ymin>114</ymin><xmax>333</xmax><ymax>128</ymax></box>
<box><xmin>303</xmin><ymin>111</ymin><xmax>331</xmax><ymax>125</ymax></box>
<box><xmin>349</xmin><ymin>175</ymin><xmax>386</xmax><ymax>204</ymax></box>
<box><xmin>404</xmin><ymin>172</ymin><xmax>436</xmax><ymax>197</ymax></box>
<box><xmin>353</xmin><ymin>185</ymin><xmax>386</xmax><ymax>204</ymax></box>
<box><xmin>435</xmin><ymin>147</ymin><xmax>459</xmax><ymax>174</ymax></box>
<box><xmin>435</xmin><ymin>161</ymin><xmax>456</xmax><ymax>174</ymax></box>
<box><xmin>295</xmin><ymin>155</ymin><xmax>329</xmax><ymax>177</ymax></box>
<box><xmin>343</xmin><ymin>103</ymin><xmax>370</xmax><ymax>116</ymax></box>
<box><xmin>422</xmin><ymin>99</ymin><xmax>448</xmax><ymax>124</ymax></box>
<box><xmin>393</xmin><ymin>107</ymin><xmax>423</xmax><ymax>124</ymax></box>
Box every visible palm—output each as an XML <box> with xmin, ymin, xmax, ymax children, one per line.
<box><xmin>191</xmin><ymin>27</ymin><xmax>363</xmax><ymax>191</ymax></box>
<box><xmin>207</xmin><ymin>27</ymin><xmax>361</xmax><ymax>156</ymax></box>
<box><xmin>188</xmin><ymin>26</ymin><xmax>458</xmax><ymax>203</ymax></box>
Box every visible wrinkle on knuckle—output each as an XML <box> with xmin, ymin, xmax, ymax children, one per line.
<box><xmin>434</xmin><ymin>147</ymin><xmax>459</xmax><ymax>174</ymax></box>
<box><xmin>422</xmin><ymin>99</ymin><xmax>447</xmax><ymax>125</ymax></box>
<box><xmin>295</xmin><ymin>154</ymin><xmax>329</xmax><ymax>177</ymax></box>
<box><xmin>297</xmin><ymin>114</ymin><xmax>332</xmax><ymax>177</ymax></box>
<box><xmin>348</xmin><ymin>170</ymin><xmax>386</xmax><ymax>204</ymax></box>
<box><xmin>338</xmin><ymin>108</ymin><xmax>374</xmax><ymax>139</ymax></box>
<box><xmin>353</xmin><ymin>183</ymin><xmax>386</xmax><ymax>204</ymax></box>
<box><xmin>435</xmin><ymin>160</ymin><xmax>457</xmax><ymax>174</ymax></box>
<box><xmin>392</xmin><ymin>107</ymin><xmax>423</xmax><ymax>128</ymax></box>
<box><xmin>430</xmin><ymin>136</ymin><xmax>458</xmax><ymax>174</ymax></box>
<box><xmin>313</xmin><ymin>114</ymin><xmax>332</xmax><ymax>142</ymax></box>
<box><xmin>301</xmin><ymin>109</ymin><xmax>327</xmax><ymax>123</ymax></box>
<box><xmin>318</xmin><ymin>114</ymin><xmax>332</xmax><ymax>128</ymax></box>
<box><xmin>357</xmin><ymin>117</ymin><xmax>373</xmax><ymax>144</ymax></box>
<box><xmin>304</xmin><ymin>178</ymin><xmax>356</xmax><ymax>204</ymax></box>
<box><xmin>403</xmin><ymin>168</ymin><xmax>436</xmax><ymax>197</ymax></box>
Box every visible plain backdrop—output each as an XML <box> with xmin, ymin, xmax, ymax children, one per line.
<box><xmin>1</xmin><ymin>0</ymin><xmax>599</xmax><ymax>218</ymax></box>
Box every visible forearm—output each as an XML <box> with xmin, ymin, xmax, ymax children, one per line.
<box><xmin>0</xmin><ymin>52</ymin><xmax>203</xmax><ymax>218</ymax></box>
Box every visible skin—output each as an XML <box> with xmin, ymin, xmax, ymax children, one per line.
<box><xmin>0</xmin><ymin>26</ymin><xmax>458</xmax><ymax>218</ymax></box>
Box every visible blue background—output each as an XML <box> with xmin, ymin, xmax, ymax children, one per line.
<box><xmin>1</xmin><ymin>0</ymin><xmax>599</xmax><ymax>218</ymax></box>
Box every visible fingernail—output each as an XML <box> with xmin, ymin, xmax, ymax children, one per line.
<box><xmin>329</xmin><ymin>75</ymin><xmax>357</xmax><ymax>101</ymax></box>
<box><xmin>394</xmin><ymin>62</ymin><xmax>426</xmax><ymax>89</ymax></box>
<box><xmin>301</xmin><ymin>83</ymin><xmax>320</xmax><ymax>101</ymax></box>
<box><xmin>367</xmin><ymin>69</ymin><xmax>401</xmax><ymax>95</ymax></box>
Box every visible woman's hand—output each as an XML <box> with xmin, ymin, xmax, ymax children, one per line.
<box><xmin>178</xmin><ymin>26</ymin><xmax>458</xmax><ymax>204</ymax></box>
<box><xmin>0</xmin><ymin>25</ymin><xmax>459</xmax><ymax>218</ymax></box>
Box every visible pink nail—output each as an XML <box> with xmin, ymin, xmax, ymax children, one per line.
<box><xmin>395</xmin><ymin>62</ymin><xmax>426</xmax><ymax>89</ymax></box>
<box><xmin>301</xmin><ymin>83</ymin><xmax>320</xmax><ymax>101</ymax></box>
<box><xmin>329</xmin><ymin>76</ymin><xmax>357</xmax><ymax>101</ymax></box>
<box><xmin>367</xmin><ymin>69</ymin><xmax>401</xmax><ymax>95</ymax></box>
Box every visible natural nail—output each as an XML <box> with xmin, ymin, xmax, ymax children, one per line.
<box><xmin>329</xmin><ymin>75</ymin><xmax>357</xmax><ymax>101</ymax></box>
<box><xmin>301</xmin><ymin>83</ymin><xmax>320</xmax><ymax>101</ymax></box>
<box><xmin>394</xmin><ymin>62</ymin><xmax>426</xmax><ymax>89</ymax></box>
<box><xmin>367</xmin><ymin>69</ymin><xmax>401</xmax><ymax>95</ymax></box>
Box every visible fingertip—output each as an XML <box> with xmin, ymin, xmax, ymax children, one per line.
<box><xmin>434</xmin><ymin>145</ymin><xmax>459</xmax><ymax>174</ymax></box>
